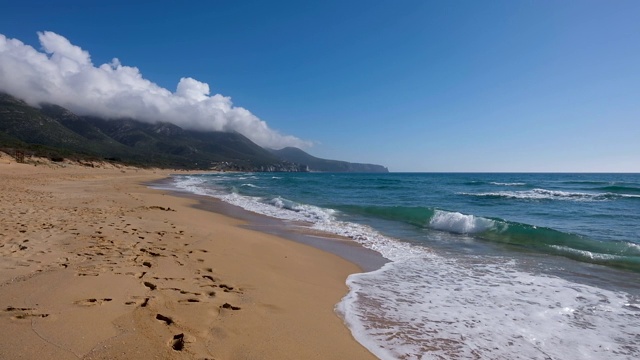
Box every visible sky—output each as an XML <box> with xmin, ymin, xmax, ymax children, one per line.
<box><xmin>0</xmin><ymin>0</ymin><xmax>638</xmax><ymax>172</ymax></box>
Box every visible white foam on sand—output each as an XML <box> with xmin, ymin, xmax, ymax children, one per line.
<box><xmin>337</xmin><ymin>253</ymin><xmax>639</xmax><ymax>360</ymax></box>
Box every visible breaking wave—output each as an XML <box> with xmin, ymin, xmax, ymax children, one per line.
<box><xmin>489</xmin><ymin>181</ymin><xmax>528</xmax><ymax>186</ymax></box>
<box><xmin>462</xmin><ymin>188</ymin><xmax>640</xmax><ymax>201</ymax></box>
<box><xmin>341</xmin><ymin>205</ymin><xmax>640</xmax><ymax>271</ymax></box>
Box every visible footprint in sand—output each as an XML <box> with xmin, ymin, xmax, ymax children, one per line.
<box><xmin>140</xmin><ymin>248</ymin><xmax>162</xmax><ymax>257</ymax></box>
<box><xmin>156</xmin><ymin>313</ymin><xmax>174</xmax><ymax>325</ymax></box>
<box><xmin>220</xmin><ymin>303</ymin><xmax>241</xmax><ymax>311</ymax></box>
<box><xmin>201</xmin><ymin>275</ymin><xmax>216</xmax><ymax>283</ymax></box>
<box><xmin>162</xmin><ymin>287</ymin><xmax>200</xmax><ymax>296</ymax></box>
<box><xmin>218</xmin><ymin>284</ymin><xmax>236</xmax><ymax>293</ymax></box>
<box><xmin>73</xmin><ymin>298</ymin><xmax>113</xmax><ymax>306</ymax></box>
<box><xmin>122</xmin><ymin>271</ymin><xmax>147</xmax><ymax>279</ymax></box>
<box><xmin>170</xmin><ymin>333</ymin><xmax>185</xmax><ymax>351</ymax></box>
<box><xmin>124</xmin><ymin>296</ymin><xmax>150</xmax><ymax>307</ymax></box>
<box><xmin>178</xmin><ymin>298</ymin><xmax>201</xmax><ymax>304</ymax></box>
<box><xmin>4</xmin><ymin>306</ymin><xmax>49</xmax><ymax>319</ymax></box>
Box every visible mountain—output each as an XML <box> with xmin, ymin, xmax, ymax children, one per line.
<box><xmin>0</xmin><ymin>92</ymin><xmax>389</xmax><ymax>172</ymax></box>
<box><xmin>0</xmin><ymin>93</ymin><xmax>302</xmax><ymax>170</ymax></box>
<box><xmin>0</xmin><ymin>94</ymin><xmax>104</xmax><ymax>156</ymax></box>
<box><xmin>269</xmin><ymin>147</ymin><xmax>388</xmax><ymax>173</ymax></box>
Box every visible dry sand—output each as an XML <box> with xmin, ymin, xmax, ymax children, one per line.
<box><xmin>0</xmin><ymin>154</ymin><xmax>376</xmax><ymax>359</ymax></box>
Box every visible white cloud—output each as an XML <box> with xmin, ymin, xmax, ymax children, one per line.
<box><xmin>0</xmin><ymin>31</ymin><xmax>309</xmax><ymax>149</ymax></box>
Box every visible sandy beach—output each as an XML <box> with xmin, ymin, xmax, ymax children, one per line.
<box><xmin>0</xmin><ymin>153</ymin><xmax>376</xmax><ymax>359</ymax></box>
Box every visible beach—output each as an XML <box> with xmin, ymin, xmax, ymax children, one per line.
<box><xmin>0</xmin><ymin>155</ymin><xmax>376</xmax><ymax>359</ymax></box>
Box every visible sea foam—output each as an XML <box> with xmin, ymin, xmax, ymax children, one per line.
<box><xmin>490</xmin><ymin>181</ymin><xmax>528</xmax><ymax>186</ymax></box>
<box><xmin>338</xmin><ymin>255</ymin><xmax>640</xmax><ymax>360</ymax></box>
<box><xmin>461</xmin><ymin>188</ymin><xmax>640</xmax><ymax>201</ymax></box>
<box><xmin>429</xmin><ymin>210</ymin><xmax>495</xmax><ymax>234</ymax></box>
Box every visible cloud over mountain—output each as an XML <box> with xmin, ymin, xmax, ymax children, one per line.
<box><xmin>0</xmin><ymin>31</ymin><xmax>309</xmax><ymax>149</ymax></box>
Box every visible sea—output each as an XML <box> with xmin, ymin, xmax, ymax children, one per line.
<box><xmin>155</xmin><ymin>172</ymin><xmax>640</xmax><ymax>359</ymax></box>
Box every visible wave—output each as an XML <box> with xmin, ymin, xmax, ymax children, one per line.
<box><xmin>342</xmin><ymin>205</ymin><xmax>640</xmax><ymax>271</ymax></box>
<box><xmin>462</xmin><ymin>188</ymin><xmax>640</xmax><ymax>201</ymax></box>
<box><xmin>429</xmin><ymin>210</ymin><xmax>495</xmax><ymax>234</ymax></box>
<box><xmin>267</xmin><ymin>196</ymin><xmax>303</xmax><ymax>212</ymax></box>
<box><xmin>561</xmin><ymin>180</ymin><xmax>613</xmax><ymax>185</ymax></box>
<box><xmin>463</xmin><ymin>180</ymin><xmax>528</xmax><ymax>187</ymax></box>
<box><xmin>489</xmin><ymin>181</ymin><xmax>527</xmax><ymax>186</ymax></box>
<box><xmin>596</xmin><ymin>185</ymin><xmax>640</xmax><ymax>195</ymax></box>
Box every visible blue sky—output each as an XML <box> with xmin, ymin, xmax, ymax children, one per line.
<box><xmin>1</xmin><ymin>0</ymin><xmax>638</xmax><ymax>172</ymax></box>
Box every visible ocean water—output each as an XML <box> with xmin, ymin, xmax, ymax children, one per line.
<box><xmin>159</xmin><ymin>173</ymin><xmax>640</xmax><ymax>359</ymax></box>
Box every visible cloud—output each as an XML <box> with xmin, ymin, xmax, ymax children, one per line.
<box><xmin>0</xmin><ymin>31</ymin><xmax>309</xmax><ymax>149</ymax></box>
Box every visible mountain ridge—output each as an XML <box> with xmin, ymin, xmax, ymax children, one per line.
<box><xmin>0</xmin><ymin>92</ymin><xmax>388</xmax><ymax>172</ymax></box>
<box><xmin>268</xmin><ymin>147</ymin><xmax>388</xmax><ymax>173</ymax></box>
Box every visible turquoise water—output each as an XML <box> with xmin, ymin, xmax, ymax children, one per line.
<box><xmin>165</xmin><ymin>173</ymin><xmax>640</xmax><ymax>359</ymax></box>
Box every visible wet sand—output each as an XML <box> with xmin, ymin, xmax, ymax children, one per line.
<box><xmin>0</xmin><ymin>154</ymin><xmax>376</xmax><ymax>359</ymax></box>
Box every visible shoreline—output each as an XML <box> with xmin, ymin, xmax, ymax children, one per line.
<box><xmin>149</xmin><ymin>177</ymin><xmax>388</xmax><ymax>273</ymax></box>
<box><xmin>0</xmin><ymin>158</ymin><xmax>377</xmax><ymax>359</ymax></box>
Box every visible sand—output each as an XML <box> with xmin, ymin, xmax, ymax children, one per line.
<box><xmin>0</xmin><ymin>154</ymin><xmax>376</xmax><ymax>359</ymax></box>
